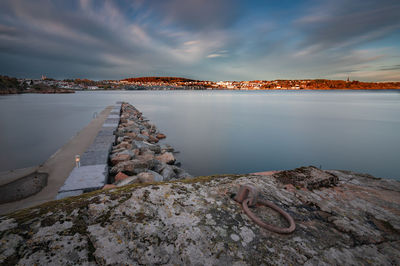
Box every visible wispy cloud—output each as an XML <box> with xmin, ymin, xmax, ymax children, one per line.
<box><xmin>380</xmin><ymin>65</ymin><xmax>400</xmax><ymax>71</ymax></box>
<box><xmin>296</xmin><ymin>0</ymin><xmax>400</xmax><ymax>50</ymax></box>
<box><xmin>207</xmin><ymin>54</ymin><xmax>224</xmax><ymax>58</ymax></box>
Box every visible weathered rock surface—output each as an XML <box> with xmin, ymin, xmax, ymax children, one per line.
<box><xmin>110</xmin><ymin>153</ymin><xmax>132</xmax><ymax>166</ymax></box>
<box><xmin>274</xmin><ymin>166</ymin><xmax>338</xmax><ymax>190</ymax></box>
<box><xmin>1</xmin><ymin>167</ymin><xmax>399</xmax><ymax>265</ymax></box>
<box><xmin>156</xmin><ymin>152</ymin><xmax>176</xmax><ymax>165</ymax></box>
<box><xmin>114</xmin><ymin>172</ymin><xmax>129</xmax><ymax>182</ymax></box>
<box><xmin>156</xmin><ymin>133</ymin><xmax>166</xmax><ymax>139</ymax></box>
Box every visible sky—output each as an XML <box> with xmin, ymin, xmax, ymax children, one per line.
<box><xmin>0</xmin><ymin>0</ymin><xmax>399</xmax><ymax>81</ymax></box>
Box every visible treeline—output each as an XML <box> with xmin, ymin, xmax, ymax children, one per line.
<box><xmin>122</xmin><ymin>77</ymin><xmax>198</xmax><ymax>83</ymax></box>
<box><xmin>0</xmin><ymin>75</ymin><xmax>26</xmax><ymax>94</ymax></box>
<box><xmin>71</xmin><ymin>78</ymin><xmax>98</xmax><ymax>86</ymax></box>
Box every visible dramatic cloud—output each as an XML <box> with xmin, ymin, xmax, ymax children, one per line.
<box><xmin>296</xmin><ymin>0</ymin><xmax>400</xmax><ymax>51</ymax></box>
<box><xmin>0</xmin><ymin>0</ymin><xmax>399</xmax><ymax>81</ymax></box>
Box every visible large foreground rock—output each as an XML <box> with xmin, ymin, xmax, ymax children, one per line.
<box><xmin>0</xmin><ymin>167</ymin><xmax>399</xmax><ymax>265</ymax></box>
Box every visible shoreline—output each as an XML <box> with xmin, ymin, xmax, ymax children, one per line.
<box><xmin>0</xmin><ymin>89</ymin><xmax>75</xmax><ymax>95</ymax></box>
<box><xmin>1</xmin><ymin>88</ymin><xmax>399</xmax><ymax>96</ymax></box>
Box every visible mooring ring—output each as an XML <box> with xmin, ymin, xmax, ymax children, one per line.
<box><xmin>242</xmin><ymin>198</ymin><xmax>296</xmax><ymax>234</ymax></box>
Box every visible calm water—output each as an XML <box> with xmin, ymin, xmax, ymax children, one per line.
<box><xmin>0</xmin><ymin>90</ymin><xmax>399</xmax><ymax>180</ymax></box>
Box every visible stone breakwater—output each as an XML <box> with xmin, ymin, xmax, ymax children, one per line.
<box><xmin>106</xmin><ymin>103</ymin><xmax>192</xmax><ymax>188</ymax></box>
<box><xmin>0</xmin><ymin>166</ymin><xmax>399</xmax><ymax>265</ymax></box>
<box><xmin>57</xmin><ymin>102</ymin><xmax>192</xmax><ymax>199</ymax></box>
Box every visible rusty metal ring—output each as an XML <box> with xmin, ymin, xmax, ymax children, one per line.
<box><xmin>242</xmin><ymin>198</ymin><xmax>296</xmax><ymax>234</ymax></box>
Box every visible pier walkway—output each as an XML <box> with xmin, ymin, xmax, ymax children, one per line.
<box><xmin>0</xmin><ymin>105</ymin><xmax>113</xmax><ymax>215</ymax></box>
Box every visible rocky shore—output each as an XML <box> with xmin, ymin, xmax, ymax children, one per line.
<box><xmin>0</xmin><ymin>166</ymin><xmax>399</xmax><ymax>265</ymax></box>
<box><xmin>0</xmin><ymin>88</ymin><xmax>75</xmax><ymax>95</ymax></box>
<box><xmin>105</xmin><ymin>103</ymin><xmax>192</xmax><ymax>188</ymax></box>
<box><xmin>24</xmin><ymin>88</ymin><xmax>75</xmax><ymax>94</ymax></box>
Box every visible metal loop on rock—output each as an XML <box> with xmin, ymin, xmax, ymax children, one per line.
<box><xmin>234</xmin><ymin>184</ymin><xmax>296</xmax><ymax>234</ymax></box>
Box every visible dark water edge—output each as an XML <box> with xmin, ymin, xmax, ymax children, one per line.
<box><xmin>0</xmin><ymin>90</ymin><xmax>399</xmax><ymax>180</ymax></box>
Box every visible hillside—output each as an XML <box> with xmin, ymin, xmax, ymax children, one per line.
<box><xmin>263</xmin><ymin>79</ymin><xmax>400</xmax><ymax>90</ymax></box>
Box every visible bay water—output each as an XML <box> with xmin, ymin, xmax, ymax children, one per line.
<box><xmin>0</xmin><ymin>90</ymin><xmax>399</xmax><ymax>179</ymax></box>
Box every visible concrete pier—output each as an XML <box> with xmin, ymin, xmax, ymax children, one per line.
<box><xmin>0</xmin><ymin>105</ymin><xmax>114</xmax><ymax>215</ymax></box>
<box><xmin>56</xmin><ymin>102</ymin><xmax>122</xmax><ymax>199</ymax></box>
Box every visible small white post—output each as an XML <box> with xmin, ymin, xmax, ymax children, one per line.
<box><xmin>75</xmin><ymin>155</ymin><xmax>81</xmax><ymax>168</ymax></box>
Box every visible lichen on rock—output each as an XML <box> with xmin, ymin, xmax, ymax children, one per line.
<box><xmin>0</xmin><ymin>167</ymin><xmax>399</xmax><ymax>265</ymax></box>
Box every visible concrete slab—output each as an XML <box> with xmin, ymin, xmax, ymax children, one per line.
<box><xmin>93</xmin><ymin>135</ymin><xmax>115</xmax><ymax>144</ymax></box>
<box><xmin>80</xmin><ymin>150</ymin><xmax>109</xmax><ymax>166</ymax></box>
<box><xmin>59</xmin><ymin>164</ymin><xmax>108</xmax><ymax>193</ymax></box>
<box><xmin>108</xmin><ymin>115</ymin><xmax>120</xmax><ymax>119</ymax></box>
<box><xmin>86</xmin><ymin>142</ymin><xmax>112</xmax><ymax>153</ymax></box>
<box><xmin>110</xmin><ymin>111</ymin><xmax>120</xmax><ymax>115</ymax></box>
<box><xmin>97</xmin><ymin>128</ymin><xmax>115</xmax><ymax>136</ymax></box>
<box><xmin>56</xmin><ymin>190</ymin><xmax>84</xmax><ymax>200</ymax></box>
<box><xmin>90</xmin><ymin>137</ymin><xmax>114</xmax><ymax>146</ymax></box>
<box><xmin>105</xmin><ymin>118</ymin><xmax>120</xmax><ymax>124</ymax></box>
<box><xmin>102</xmin><ymin>123</ymin><xmax>119</xmax><ymax>128</ymax></box>
<box><xmin>92</xmin><ymin>134</ymin><xmax>116</xmax><ymax>154</ymax></box>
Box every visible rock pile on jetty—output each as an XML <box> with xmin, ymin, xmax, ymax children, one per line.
<box><xmin>106</xmin><ymin>103</ymin><xmax>192</xmax><ymax>188</ymax></box>
<box><xmin>1</xmin><ymin>166</ymin><xmax>399</xmax><ymax>265</ymax></box>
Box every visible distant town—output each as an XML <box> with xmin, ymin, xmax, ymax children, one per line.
<box><xmin>1</xmin><ymin>75</ymin><xmax>399</xmax><ymax>94</ymax></box>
